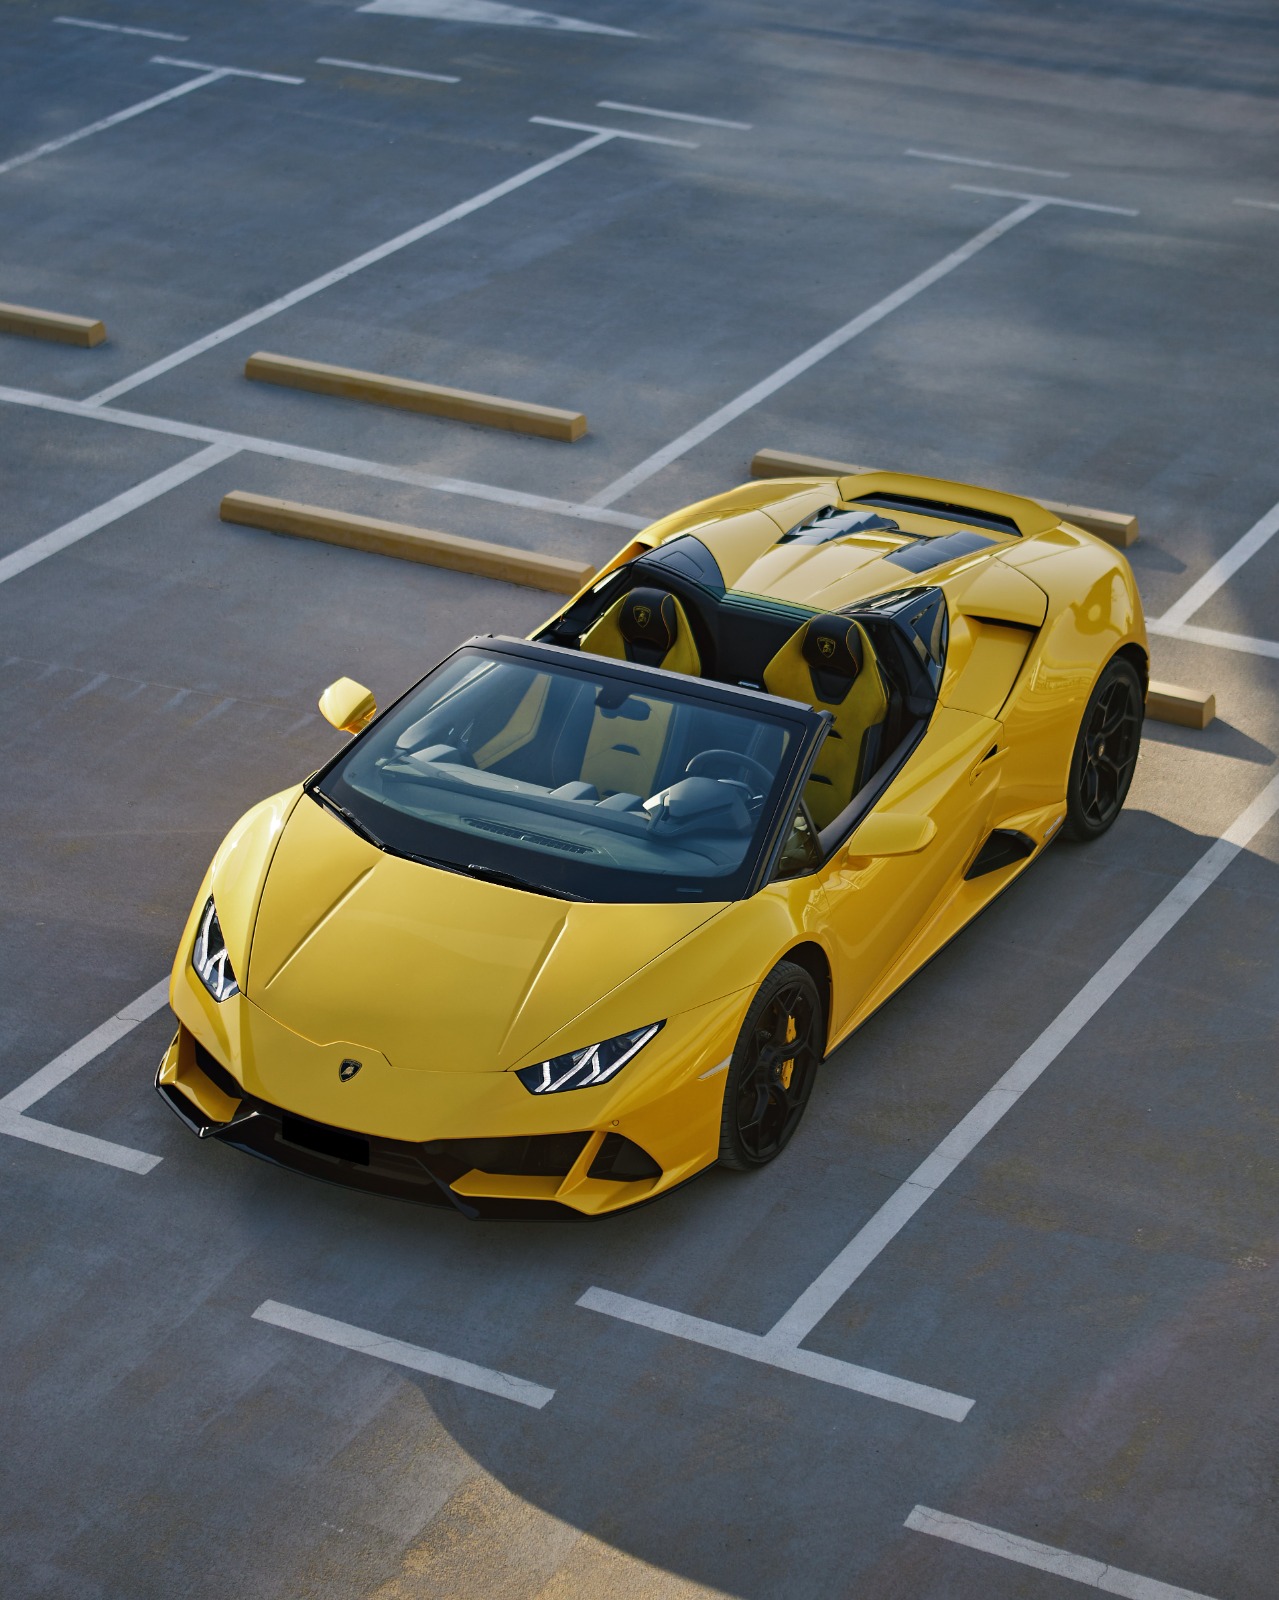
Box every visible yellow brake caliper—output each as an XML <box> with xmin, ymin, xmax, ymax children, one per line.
<box><xmin>780</xmin><ymin>1013</ymin><xmax>797</xmax><ymax>1089</ymax></box>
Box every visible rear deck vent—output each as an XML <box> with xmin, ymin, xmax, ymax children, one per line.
<box><xmin>885</xmin><ymin>530</ymin><xmax>995</xmax><ymax>571</ymax></box>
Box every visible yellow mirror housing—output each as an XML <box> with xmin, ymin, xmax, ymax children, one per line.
<box><xmin>846</xmin><ymin>812</ymin><xmax>936</xmax><ymax>859</ymax></box>
<box><xmin>318</xmin><ymin>677</ymin><xmax>377</xmax><ymax>734</ymax></box>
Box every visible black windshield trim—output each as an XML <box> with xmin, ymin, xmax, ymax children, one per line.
<box><xmin>307</xmin><ymin>637</ymin><xmax>828</xmax><ymax>905</ymax></box>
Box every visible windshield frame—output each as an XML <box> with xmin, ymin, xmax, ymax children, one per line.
<box><xmin>306</xmin><ymin>635</ymin><xmax>829</xmax><ymax>905</ymax></box>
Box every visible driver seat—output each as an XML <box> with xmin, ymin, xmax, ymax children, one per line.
<box><xmin>763</xmin><ymin>613</ymin><xmax>888</xmax><ymax>830</ymax></box>
<box><xmin>579</xmin><ymin>587</ymin><xmax>702</xmax><ymax>677</ymax></box>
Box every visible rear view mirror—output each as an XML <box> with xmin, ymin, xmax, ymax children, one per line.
<box><xmin>846</xmin><ymin>812</ymin><xmax>936</xmax><ymax>860</ymax></box>
<box><xmin>319</xmin><ymin>677</ymin><xmax>377</xmax><ymax>734</ymax></box>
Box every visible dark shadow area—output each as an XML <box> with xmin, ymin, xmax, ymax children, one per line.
<box><xmin>1142</xmin><ymin>716</ymin><xmax>1275</xmax><ymax>765</ymax></box>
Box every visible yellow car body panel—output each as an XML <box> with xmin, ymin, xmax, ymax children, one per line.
<box><xmin>159</xmin><ymin>467</ymin><xmax>1148</xmax><ymax>1217</ymax></box>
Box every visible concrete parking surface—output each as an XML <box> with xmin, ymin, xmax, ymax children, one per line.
<box><xmin>2</xmin><ymin>1</ymin><xmax>1277</xmax><ymax>1596</ymax></box>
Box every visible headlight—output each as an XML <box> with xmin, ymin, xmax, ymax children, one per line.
<box><xmin>515</xmin><ymin>1022</ymin><xmax>664</xmax><ymax>1095</ymax></box>
<box><xmin>192</xmin><ymin>897</ymin><xmax>240</xmax><ymax>1002</ymax></box>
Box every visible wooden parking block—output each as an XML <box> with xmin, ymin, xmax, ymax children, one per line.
<box><xmin>244</xmin><ymin>352</ymin><xmax>587</xmax><ymax>442</ymax></box>
<box><xmin>219</xmin><ymin>491</ymin><xmax>595</xmax><ymax>595</ymax></box>
<box><xmin>1147</xmin><ymin>680</ymin><xmax>1215</xmax><ymax>729</ymax></box>
<box><xmin>750</xmin><ymin>448</ymin><xmax>868</xmax><ymax>480</ymax></box>
<box><xmin>0</xmin><ymin>300</ymin><xmax>106</xmax><ymax>347</ymax></box>
<box><xmin>1046</xmin><ymin>501</ymin><xmax>1139</xmax><ymax>548</ymax></box>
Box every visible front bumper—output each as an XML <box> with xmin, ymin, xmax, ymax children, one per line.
<box><xmin>158</xmin><ymin>972</ymin><xmax>741</xmax><ymax>1216</ymax></box>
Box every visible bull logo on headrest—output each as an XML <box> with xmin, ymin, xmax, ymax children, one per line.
<box><xmin>632</xmin><ymin>604</ymin><xmax>652</xmax><ymax>630</ymax></box>
<box><xmin>816</xmin><ymin>635</ymin><xmax>836</xmax><ymax>658</ymax></box>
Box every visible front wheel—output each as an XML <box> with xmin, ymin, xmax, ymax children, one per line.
<box><xmin>718</xmin><ymin>962</ymin><xmax>823</xmax><ymax>1170</ymax></box>
<box><xmin>1062</xmin><ymin>655</ymin><xmax>1144</xmax><ymax>842</ymax></box>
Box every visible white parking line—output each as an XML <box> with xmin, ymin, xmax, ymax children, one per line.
<box><xmin>905</xmin><ymin>1507</ymin><xmax>1219</xmax><ymax>1600</ymax></box>
<box><xmin>1148</xmin><ymin>618</ymin><xmax>1279</xmax><ymax>661</ymax></box>
<box><xmin>0</xmin><ymin>443</ymin><xmax>237</xmax><ymax>588</ymax></box>
<box><xmin>252</xmin><ymin>1301</ymin><xmax>555</xmax><ymax>1408</ymax></box>
<box><xmin>317</xmin><ymin>56</ymin><xmax>460</xmax><ymax>83</ymax></box>
<box><xmin>906</xmin><ymin>148</ymin><xmax>1070</xmax><ymax>178</ymax></box>
<box><xmin>1155</xmin><ymin>495</ymin><xmax>1279</xmax><ymax>630</ymax></box>
<box><xmin>579</xmin><ymin>1289</ymin><xmax>972</xmax><ymax>1419</ymax></box>
<box><xmin>0</xmin><ymin>384</ymin><xmax>646</xmax><ymax>533</ymax></box>
<box><xmin>582</xmin><ymin>769</ymin><xmax>1279</xmax><ymax>1395</ymax></box>
<box><xmin>587</xmin><ymin>197</ymin><xmax>1045</xmax><ymax>508</ymax></box>
<box><xmin>951</xmin><ymin>183</ymin><xmax>1138</xmax><ymax>215</ymax></box>
<box><xmin>56</xmin><ymin>15</ymin><xmax>189</xmax><ymax>41</ymax></box>
<box><xmin>149</xmin><ymin>54</ymin><xmax>305</xmax><ymax>86</ymax></box>
<box><xmin>1234</xmin><ymin>197</ymin><xmax>1279</xmax><ymax>212</ymax></box>
<box><xmin>530</xmin><ymin>115</ymin><xmax>698</xmax><ymax>149</ymax></box>
<box><xmin>83</xmin><ymin>131</ymin><xmax>612</xmax><ymax>407</ymax></box>
<box><xmin>0</xmin><ymin>69</ymin><xmax>227</xmax><ymax>177</ymax></box>
<box><xmin>596</xmin><ymin>100</ymin><xmax>751</xmax><ymax>130</ymax></box>
<box><xmin>0</xmin><ymin>979</ymin><xmax>169</xmax><ymax>1173</ymax></box>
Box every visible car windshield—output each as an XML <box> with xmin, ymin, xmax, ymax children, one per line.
<box><xmin>312</xmin><ymin>644</ymin><xmax>811</xmax><ymax>904</ymax></box>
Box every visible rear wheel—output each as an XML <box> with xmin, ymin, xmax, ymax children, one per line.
<box><xmin>1063</xmin><ymin>656</ymin><xmax>1144</xmax><ymax>842</ymax></box>
<box><xmin>718</xmin><ymin>962</ymin><xmax>822</xmax><ymax>1170</ymax></box>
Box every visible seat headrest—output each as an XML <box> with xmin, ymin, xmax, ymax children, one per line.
<box><xmin>801</xmin><ymin>614</ymin><xmax>863</xmax><ymax>703</ymax></box>
<box><xmin>619</xmin><ymin>588</ymin><xmax>680</xmax><ymax>666</ymax></box>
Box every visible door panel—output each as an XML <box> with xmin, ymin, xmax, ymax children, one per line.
<box><xmin>820</xmin><ymin>708</ymin><xmax>1002</xmax><ymax>1038</ymax></box>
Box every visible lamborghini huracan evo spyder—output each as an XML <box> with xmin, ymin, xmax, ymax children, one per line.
<box><xmin>157</xmin><ymin>468</ymin><xmax>1147</xmax><ymax>1217</ymax></box>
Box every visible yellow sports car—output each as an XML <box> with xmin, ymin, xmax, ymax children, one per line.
<box><xmin>158</xmin><ymin>469</ymin><xmax>1147</xmax><ymax>1217</ymax></box>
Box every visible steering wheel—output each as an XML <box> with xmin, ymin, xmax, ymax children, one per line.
<box><xmin>685</xmin><ymin>748</ymin><xmax>773</xmax><ymax>797</ymax></box>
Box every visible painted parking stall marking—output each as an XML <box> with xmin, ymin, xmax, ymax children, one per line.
<box><xmin>0</xmin><ymin>980</ymin><xmax>169</xmax><ymax>1172</ymax></box>
<box><xmin>252</xmin><ymin>1301</ymin><xmax>555</xmax><ymax>1408</ymax></box>
<box><xmin>83</xmin><ymin>130</ymin><xmax>617</xmax><ymax>407</ymax></box>
<box><xmin>317</xmin><ymin>56</ymin><xmax>460</xmax><ymax>83</ymax></box>
<box><xmin>0</xmin><ymin>69</ymin><xmax>232</xmax><ymax>178</ymax></box>
<box><xmin>0</xmin><ymin>444</ymin><xmax>237</xmax><ymax>588</ymax></box>
<box><xmin>55</xmin><ymin>15</ymin><xmax>189</xmax><ymax>41</ymax></box>
<box><xmin>905</xmin><ymin>1507</ymin><xmax>1220</xmax><ymax>1600</ymax></box>
<box><xmin>149</xmin><ymin>55</ymin><xmax>306</xmax><ymax>86</ymax></box>
<box><xmin>581</xmin><ymin>768</ymin><xmax>1279</xmax><ymax>1402</ymax></box>
<box><xmin>0</xmin><ymin>383</ymin><xmax>643</xmax><ymax>587</ymax></box>
<box><xmin>529</xmin><ymin>115</ymin><xmax>698</xmax><ymax>149</ymax></box>
<box><xmin>596</xmin><ymin>100</ymin><xmax>752</xmax><ymax>130</ymax></box>
<box><xmin>906</xmin><ymin>148</ymin><xmax>1070</xmax><ymax>178</ymax></box>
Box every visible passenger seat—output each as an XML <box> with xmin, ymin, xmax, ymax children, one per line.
<box><xmin>763</xmin><ymin>614</ymin><xmax>888</xmax><ymax>830</ymax></box>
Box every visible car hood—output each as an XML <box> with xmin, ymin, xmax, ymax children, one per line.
<box><xmin>244</xmin><ymin>793</ymin><xmax>724</xmax><ymax>1072</ymax></box>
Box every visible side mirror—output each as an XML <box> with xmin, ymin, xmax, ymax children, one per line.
<box><xmin>845</xmin><ymin>812</ymin><xmax>936</xmax><ymax>860</ymax></box>
<box><xmin>319</xmin><ymin>677</ymin><xmax>377</xmax><ymax>734</ymax></box>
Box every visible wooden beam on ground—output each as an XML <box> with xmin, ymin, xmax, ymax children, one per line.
<box><xmin>749</xmin><ymin>448</ymin><xmax>1139</xmax><ymax>549</ymax></box>
<box><xmin>0</xmin><ymin>300</ymin><xmax>106</xmax><ymax>347</ymax></box>
<box><xmin>244</xmin><ymin>352</ymin><xmax>587</xmax><ymax>442</ymax></box>
<box><xmin>1147</xmin><ymin>680</ymin><xmax>1215</xmax><ymax>730</ymax></box>
<box><xmin>219</xmin><ymin>492</ymin><xmax>595</xmax><ymax>595</ymax></box>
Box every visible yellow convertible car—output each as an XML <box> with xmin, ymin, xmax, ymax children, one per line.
<box><xmin>158</xmin><ymin>469</ymin><xmax>1147</xmax><ymax>1217</ymax></box>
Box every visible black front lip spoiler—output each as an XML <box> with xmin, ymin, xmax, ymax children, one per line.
<box><xmin>154</xmin><ymin>1073</ymin><xmax>573</xmax><ymax>1220</ymax></box>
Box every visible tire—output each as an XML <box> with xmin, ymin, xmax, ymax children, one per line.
<box><xmin>717</xmin><ymin>961</ymin><xmax>823</xmax><ymax>1171</ymax></box>
<box><xmin>1062</xmin><ymin>655</ymin><xmax>1144</xmax><ymax>842</ymax></box>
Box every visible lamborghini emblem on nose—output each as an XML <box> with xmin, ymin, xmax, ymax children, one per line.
<box><xmin>633</xmin><ymin>604</ymin><xmax>652</xmax><ymax>629</ymax></box>
<box><xmin>338</xmin><ymin>1058</ymin><xmax>363</xmax><ymax>1082</ymax></box>
<box><xmin>817</xmin><ymin>636</ymin><xmax>836</xmax><ymax>658</ymax></box>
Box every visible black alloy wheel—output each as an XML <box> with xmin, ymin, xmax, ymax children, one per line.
<box><xmin>1063</xmin><ymin>656</ymin><xmax>1144</xmax><ymax>842</ymax></box>
<box><xmin>718</xmin><ymin>961</ymin><xmax>823</xmax><ymax>1170</ymax></box>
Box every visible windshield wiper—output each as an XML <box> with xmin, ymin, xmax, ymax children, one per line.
<box><xmin>459</xmin><ymin>861</ymin><xmax>586</xmax><ymax>900</ymax></box>
<box><xmin>312</xmin><ymin>789</ymin><xmax>382</xmax><ymax>849</ymax></box>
